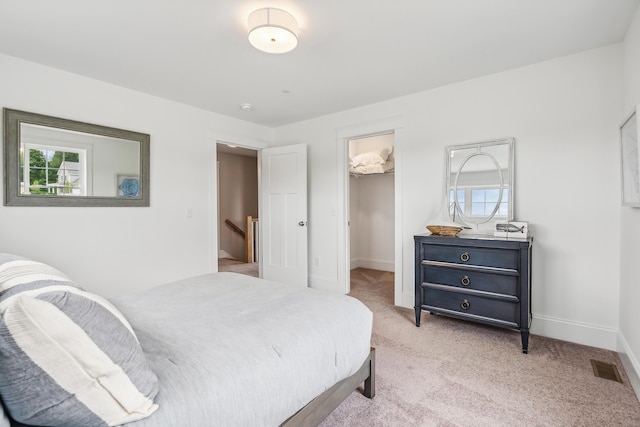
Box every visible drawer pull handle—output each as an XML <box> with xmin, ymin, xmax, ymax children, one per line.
<box><xmin>461</xmin><ymin>299</ymin><xmax>471</xmax><ymax>310</ymax></box>
<box><xmin>461</xmin><ymin>275</ymin><xmax>471</xmax><ymax>286</ymax></box>
<box><xmin>460</xmin><ymin>252</ymin><xmax>470</xmax><ymax>262</ymax></box>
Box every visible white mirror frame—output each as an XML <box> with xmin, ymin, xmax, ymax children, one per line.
<box><xmin>620</xmin><ymin>106</ymin><xmax>640</xmax><ymax>207</ymax></box>
<box><xmin>445</xmin><ymin>138</ymin><xmax>514</xmax><ymax>230</ymax></box>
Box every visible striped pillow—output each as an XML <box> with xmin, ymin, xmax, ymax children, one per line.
<box><xmin>0</xmin><ymin>254</ymin><xmax>159</xmax><ymax>427</ymax></box>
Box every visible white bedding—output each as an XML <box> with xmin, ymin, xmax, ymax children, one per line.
<box><xmin>350</xmin><ymin>159</ymin><xmax>394</xmax><ymax>175</ymax></box>
<box><xmin>109</xmin><ymin>272</ymin><xmax>373</xmax><ymax>427</ymax></box>
<box><xmin>349</xmin><ymin>148</ymin><xmax>394</xmax><ymax>175</ymax></box>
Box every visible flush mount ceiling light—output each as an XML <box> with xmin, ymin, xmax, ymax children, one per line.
<box><xmin>248</xmin><ymin>8</ymin><xmax>298</xmax><ymax>54</ymax></box>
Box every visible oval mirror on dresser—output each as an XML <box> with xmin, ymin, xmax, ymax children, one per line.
<box><xmin>446</xmin><ymin>138</ymin><xmax>514</xmax><ymax>231</ymax></box>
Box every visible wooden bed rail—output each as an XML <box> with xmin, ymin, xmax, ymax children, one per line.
<box><xmin>281</xmin><ymin>347</ymin><xmax>375</xmax><ymax>427</ymax></box>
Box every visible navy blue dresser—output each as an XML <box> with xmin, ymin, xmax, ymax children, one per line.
<box><xmin>414</xmin><ymin>234</ymin><xmax>532</xmax><ymax>353</ymax></box>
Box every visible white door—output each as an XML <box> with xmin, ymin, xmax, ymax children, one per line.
<box><xmin>260</xmin><ymin>144</ymin><xmax>308</xmax><ymax>286</ymax></box>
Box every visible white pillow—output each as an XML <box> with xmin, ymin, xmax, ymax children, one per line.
<box><xmin>351</xmin><ymin>146</ymin><xmax>394</xmax><ymax>167</ymax></box>
<box><xmin>378</xmin><ymin>145</ymin><xmax>393</xmax><ymax>161</ymax></box>
<box><xmin>351</xmin><ymin>151</ymin><xmax>385</xmax><ymax>167</ymax></box>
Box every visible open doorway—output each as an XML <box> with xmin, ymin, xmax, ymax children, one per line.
<box><xmin>216</xmin><ymin>143</ymin><xmax>259</xmax><ymax>277</ymax></box>
<box><xmin>337</xmin><ymin>117</ymin><xmax>404</xmax><ymax>305</ymax></box>
<box><xmin>348</xmin><ymin>133</ymin><xmax>395</xmax><ymax>294</ymax></box>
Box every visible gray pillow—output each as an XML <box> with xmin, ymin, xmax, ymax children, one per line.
<box><xmin>0</xmin><ymin>253</ymin><xmax>159</xmax><ymax>427</ymax></box>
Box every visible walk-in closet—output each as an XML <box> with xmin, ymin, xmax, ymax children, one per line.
<box><xmin>348</xmin><ymin>133</ymin><xmax>395</xmax><ymax>273</ymax></box>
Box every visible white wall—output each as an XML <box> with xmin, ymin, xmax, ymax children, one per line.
<box><xmin>274</xmin><ymin>44</ymin><xmax>623</xmax><ymax>351</ymax></box>
<box><xmin>92</xmin><ymin>138</ymin><xmax>140</xmax><ymax>197</ymax></box>
<box><xmin>350</xmin><ymin>173</ymin><xmax>395</xmax><ymax>271</ymax></box>
<box><xmin>0</xmin><ymin>53</ymin><xmax>270</xmax><ymax>297</ymax></box>
<box><xmin>620</xmin><ymin>4</ymin><xmax>640</xmax><ymax>397</ymax></box>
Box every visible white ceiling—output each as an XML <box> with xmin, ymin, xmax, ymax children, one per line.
<box><xmin>0</xmin><ymin>0</ymin><xmax>638</xmax><ymax>128</ymax></box>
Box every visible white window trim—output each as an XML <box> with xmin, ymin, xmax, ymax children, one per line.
<box><xmin>450</xmin><ymin>185</ymin><xmax>509</xmax><ymax>221</ymax></box>
<box><xmin>22</xmin><ymin>140</ymin><xmax>93</xmax><ymax>196</ymax></box>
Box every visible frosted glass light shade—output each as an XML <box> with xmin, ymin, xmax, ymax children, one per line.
<box><xmin>248</xmin><ymin>8</ymin><xmax>298</xmax><ymax>54</ymax></box>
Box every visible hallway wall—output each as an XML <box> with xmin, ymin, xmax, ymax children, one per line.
<box><xmin>217</xmin><ymin>151</ymin><xmax>258</xmax><ymax>261</ymax></box>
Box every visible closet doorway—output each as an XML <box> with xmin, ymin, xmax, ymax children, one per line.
<box><xmin>348</xmin><ymin>133</ymin><xmax>395</xmax><ymax>288</ymax></box>
<box><xmin>216</xmin><ymin>143</ymin><xmax>259</xmax><ymax>277</ymax></box>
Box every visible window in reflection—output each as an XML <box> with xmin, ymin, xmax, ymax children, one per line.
<box><xmin>22</xmin><ymin>144</ymin><xmax>89</xmax><ymax>196</ymax></box>
<box><xmin>450</xmin><ymin>188</ymin><xmax>509</xmax><ymax>219</ymax></box>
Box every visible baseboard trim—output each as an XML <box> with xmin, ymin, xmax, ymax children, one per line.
<box><xmin>617</xmin><ymin>333</ymin><xmax>640</xmax><ymax>402</ymax></box>
<box><xmin>531</xmin><ymin>314</ymin><xmax>617</xmax><ymax>351</ymax></box>
<box><xmin>399</xmin><ymin>292</ymin><xmax>413</xmax><ymax>309</ymax></box>
<box><xmin>308</xmin><ymin>274</ymin><xmax>340</xmax><ymax>292</ymax></box>
<box><xmin>350</xmin><ymin>258</ymin><xmax>394</xmax><ymax>272</ymax></box>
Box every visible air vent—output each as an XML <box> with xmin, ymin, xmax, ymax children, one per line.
<box><xmin>590</xmin><ymin>359</ymin><xmax>623</xmax><ymax>383</ymax></box>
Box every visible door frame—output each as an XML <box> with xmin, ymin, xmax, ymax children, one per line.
<box><xmin>208</xmin><ymin>130</ymin><xmax>268</xmax><ymax>275</ymax></box>
<box><xmin>336</xmin><ymin>117</ymin><xmax>404</xmax><ymax>305</ymax></box>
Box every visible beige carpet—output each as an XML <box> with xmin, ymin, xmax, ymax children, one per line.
<box><xmin>217</xmin><ymin>258</ymin><xmax>259</xmax><ymax>277</ymax></box>
<box><xmin>320</xmin><ymin>268</ymin><xmax>640</xmax><ymax>427</ymax></box>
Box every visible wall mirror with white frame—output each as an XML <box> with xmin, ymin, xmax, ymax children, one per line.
<box><xmin>445</xmin><ymin>138</ymin><xmax>514</xmax><ymax>232</ymax></box>
<box><xmin>3</xmin><ymin>108</ymin><xmax>150</xmax><ymax>207</ymax></box>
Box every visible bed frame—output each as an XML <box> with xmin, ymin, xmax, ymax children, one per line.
<box><xmin>281</xmin><ymin>347</ymin><xmax>376</xmax><ymax>427</ymax></box>
<box><xmin>7</xmin><ymin>348</ymin><xmax>375</xmax><ymax>427</ymax></box>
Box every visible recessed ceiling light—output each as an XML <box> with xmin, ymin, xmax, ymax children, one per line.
<box><xmin>240</xmin><ymin>103</ymin><xmax>254</xmax><ymax>112</ymax></box>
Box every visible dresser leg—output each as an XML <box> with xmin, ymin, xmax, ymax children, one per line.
<box><xmin>415</xmin><ymin>307</ymin><xmax>421</xmax><ymax>327</ymax></box>
<box><xmin>521</xmin><ymin>330</ymin><xmax>529</xmax><ymax>354</ymax></box>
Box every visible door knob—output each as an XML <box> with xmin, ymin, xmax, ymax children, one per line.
<box><xmin>298</xmin><ymin>221</ymin><xmax>307</xmax><ymax>227</ymax></box>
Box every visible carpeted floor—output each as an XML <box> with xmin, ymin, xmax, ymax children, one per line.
<box><xmin>320</xmin><ymin>268</ymin><xmax>640</xmax><ymax>427</ymax></box>
<box><xmin>217</xmin><ymin>258</ymin><xmax>259</xmax><ymax>277</ymax></box>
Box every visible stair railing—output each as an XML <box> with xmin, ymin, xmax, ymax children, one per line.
<box><xmin>224</xmin><ymin>216</ymin><xmax>258</xmax><ymax>263</ymax></box>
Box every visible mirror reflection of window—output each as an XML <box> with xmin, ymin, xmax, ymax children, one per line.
<box><xmin>470</xmin><ymin>188</ymin><xmax>509</xmax><ymax>217</ymax></box>
<box><xmin>22</xmin><ymin>144</ymin><xmax>87</xmax><ymax>196</ymax></box>
<box><xmin>449</xmin><ymin>188</ymin><xmax>509</xmax><ymax>219</ymax></box>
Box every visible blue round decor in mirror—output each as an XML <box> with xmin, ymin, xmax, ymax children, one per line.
<box><xmin>118</xmin><ymin>178</ymin><xmax>140</xmax><ymax>198</ymax></box>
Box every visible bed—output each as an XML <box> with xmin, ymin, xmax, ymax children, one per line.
<box><xmin>0</xmin><ymin>254</ymin><xmax>375</xmax><ymax>427</ymax></box>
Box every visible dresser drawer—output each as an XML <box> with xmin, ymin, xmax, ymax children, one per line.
<box><xmin>421</xmin><ymin>244</ymin><xmax>518</xmax><ymax>270</ymax></box>
<box><xmin>422</xmin><ymin>287</ymin><xmax>520</xmax><ymax>327</ymax></box>
<box><xmin>421</xmin><ymin>265</ymin><xmax>518</xmax><ymax>296</ymax></box>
